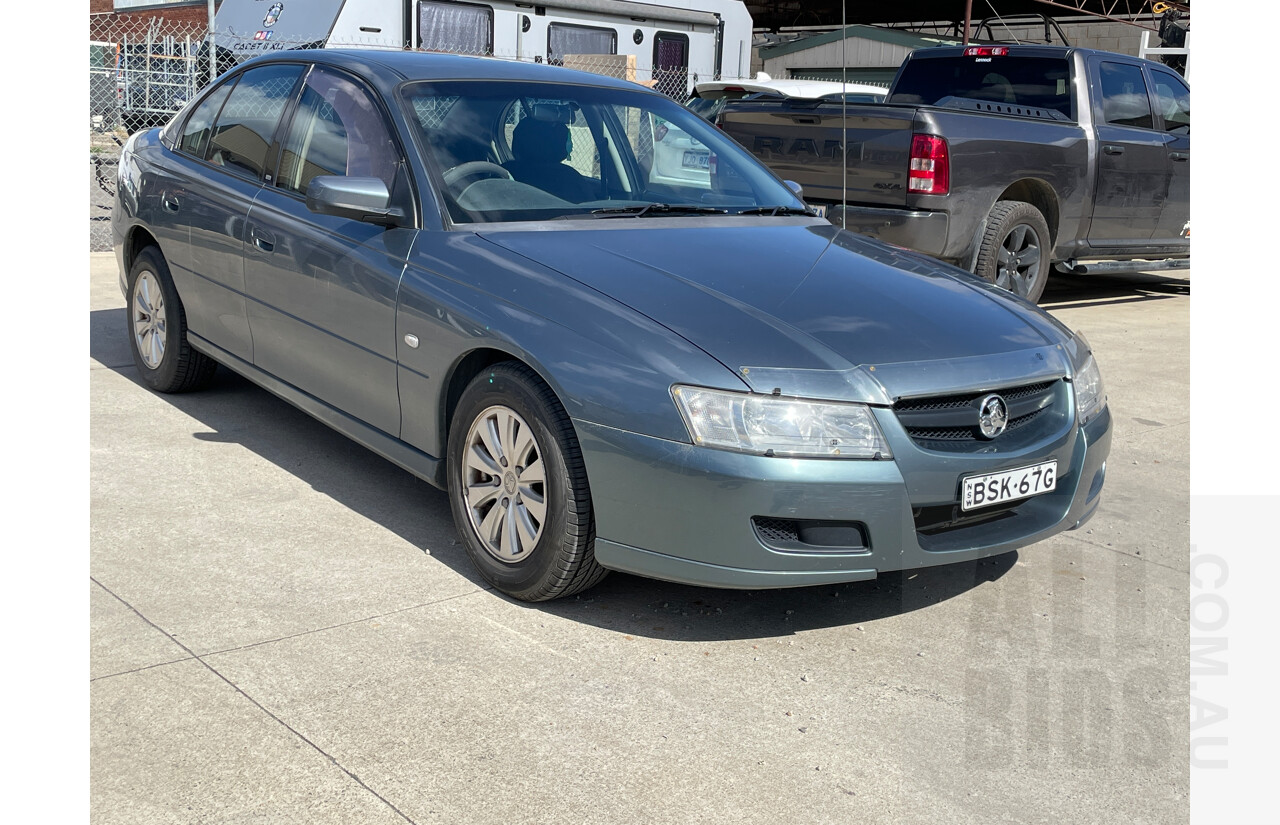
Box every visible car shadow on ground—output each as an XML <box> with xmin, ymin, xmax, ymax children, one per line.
<box><xmin>93</xmin><ymin>305</ymin><xmax>1017</xmax><ymax>641</ymax></box>
<box><xmin>525</xmin><ymin>555</ymin><xmax>1017</xmax><ymax>641</ymax></box>
<box><xmin>1040</xmin><ymin>270</ymin><xmax>1189</xmax><ymax>309</ymax></box>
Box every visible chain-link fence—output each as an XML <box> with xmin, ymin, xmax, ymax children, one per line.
<box><xmin>88</xmin><ymin>18</ymin><xmax>753</xmax><ymax>250</ymax></box>
<box><xmin>90</xmin><ymin>17</ymin><xmax>210</xmax><ymax>251</ymax></box>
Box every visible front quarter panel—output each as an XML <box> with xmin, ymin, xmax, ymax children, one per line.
<box><xmin>395</xmin><ymin>230</ymin><xmax>747</xmax><ymax>459</ymax></box>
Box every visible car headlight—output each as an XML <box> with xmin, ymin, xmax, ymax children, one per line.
<box><xmin>672</xmin><ymin>386</ymin><xmax>892</xmax><ymax>459</ymax></box>
<box><xmin>1073</xmin><ymin>352</ymin><xmax>1106</xmax><ymax>425</ymax></box>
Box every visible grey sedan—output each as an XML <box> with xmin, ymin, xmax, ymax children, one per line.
<box><xmin>113</xmin><ymin>50</ymin><xmax>1111</xmax><ymax>601</ymax></box>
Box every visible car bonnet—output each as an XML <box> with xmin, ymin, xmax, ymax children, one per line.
<box><xmin>477</xmin><ymin>220</ymin><xmax>1070</xmax><ymax>402</ymax></box>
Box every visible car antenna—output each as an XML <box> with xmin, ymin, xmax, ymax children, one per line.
<box><xmin>841</xmin><ymin>0</ymin><xmax>848</xmax><ymax>230</ymax></box>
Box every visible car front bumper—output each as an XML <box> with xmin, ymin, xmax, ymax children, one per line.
<box><xmin>574</xmin><ymin>404</ymin><xmax>1111</xmax><ymax>590</ymax></box>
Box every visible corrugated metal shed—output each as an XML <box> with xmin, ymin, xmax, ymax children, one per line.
<box><xmin>758</xmin><ymin>25</ymin><xmax>966</xmax><ymax>83</ymax></box>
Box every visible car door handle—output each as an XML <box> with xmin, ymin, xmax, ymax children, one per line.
<box><xmin>162</xmin><ymin>195</ymin><xmax>180</xmax><ymax>213</ymax></box>
<box><xmin>1169</xmin><ymin>151</ymin><xmax>1189</xmax><ymax>162</ymax></box>
<box><xmin>1102</xmin><ymin>144</ymin><xmax>1125</xmax><ymax>155</ymax></box>
<box><xmin>249</xmin><ymin>227</ymin><xmax>275</xmax><ymax>253</ymax></box>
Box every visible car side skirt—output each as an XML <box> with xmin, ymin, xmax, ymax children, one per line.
<box><xmin>189</xmin><ymin>333</ymin><xmax>447</xmax><ymax>490</ymax></box>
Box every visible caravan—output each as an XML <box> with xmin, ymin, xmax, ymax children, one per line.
<box><xmin>209</xmin><ymin>0</ymin><xmax>753</xmax><ymax>95</ymax></box>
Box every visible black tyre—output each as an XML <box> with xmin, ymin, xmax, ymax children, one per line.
<box><xmin>447</xmin><ymin>362</ymin><xmax>606</xmax><ymax>602</ymax></box>
<box><xmin>125</xmin><ymin>246</ymin><xmax>218</xmax><ymax>393</ymax></box>
<box><xmin>974</xmin><ymin>200</ymin><xmax>1052</xmax><ymax>303</ymax></box>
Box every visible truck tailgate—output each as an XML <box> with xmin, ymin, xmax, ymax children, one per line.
<box><xmin>717</xmin><ymin>102</ymin><xmax>918</xmax><ymax>207</ymax></box>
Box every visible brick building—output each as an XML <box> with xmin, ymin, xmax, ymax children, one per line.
<box><xmin>89</xmin><ymin>0</ymin><xmax>219</xmax><ymax>40</ymax></box>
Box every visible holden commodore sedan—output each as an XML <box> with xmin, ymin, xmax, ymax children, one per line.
<box><xmin>113</xmin><ymin>50</ymin><xmax>1111</xmax><ymax>602</ymax></box>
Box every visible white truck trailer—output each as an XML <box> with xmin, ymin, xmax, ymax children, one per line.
<box><xmin>209</xmin><ymin>0</ymin><xmax>753</xmax><ymax>94</ymax></box>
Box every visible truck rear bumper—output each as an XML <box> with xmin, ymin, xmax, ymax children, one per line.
<box><xmin>826</xmin><ymin>205</ymin><xmax>950</xmax><ymax>260</ymax></box>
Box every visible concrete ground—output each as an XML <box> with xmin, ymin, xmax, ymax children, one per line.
<box><xmin>90</xmin><ymin>253</ymin><xmax>1189</xmax><ymax>825</ymax></box>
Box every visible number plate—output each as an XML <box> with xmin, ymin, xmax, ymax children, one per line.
<box><xmin>682</xmin><ymin>150</ymin><xmax>710</xmax><ymax>169</ymax></box>
<box><xmin>812</xmin><ymin>203</ymin><xmax>827</xmax><ymax>218</ymax></box>
<box><xmin>961</xmin><ymin>460</ymin><xmax>1056</xmax><ymax>511</ymax></box>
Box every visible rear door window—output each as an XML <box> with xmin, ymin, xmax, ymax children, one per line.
<box><xmin>1098</xmin><ymin>61</ymin><xmax>1153</xmax><ymax>129</ymax></box>
<box><xmin>1148</xmin><ymin>67</ymin><xmax>1190</xmax><ymax>133</ymax></box>
<box><xmin>205</xmin><ymin>63</ymin><xmax>305</xmax><ymax>180</ymax></box>
<box><xmin>178</xmin><ymin>79</ymin><xmax>236</xmax><ymax>159</ymax></box>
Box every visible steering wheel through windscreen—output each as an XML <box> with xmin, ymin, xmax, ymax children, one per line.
<box><xmin>444</xmin><ymin>161</ymin><xmax>513</xmax><ymax>198</ymax></box>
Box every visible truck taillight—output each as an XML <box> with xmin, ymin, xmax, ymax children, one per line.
<box><xmin>908</xmin><ymin>134</ymin><xmax>949</xmax><ymax>195</ymax></box>
<box><xmin>963</xmin><ymin>46</ymin><xmax>1009</xmax><ymax>56</ymax></box>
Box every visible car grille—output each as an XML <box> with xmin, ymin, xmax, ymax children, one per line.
<box><xmin>894</xmin><ymin>379</ymin><xmax>1061</xmax><ymax>447</ymax></box>
<box><xmin>913</xmin><ymin>500</ymin><xmax>1021</xmax><ymax>535</ymax></box>
<box><xmin>753</xmin><ymin>517</ymin><xmax>801</xmax><ymax>544</ymax></box>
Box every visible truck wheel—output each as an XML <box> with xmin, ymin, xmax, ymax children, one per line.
<box><xmin>975</xmin><ymin>201</ymin><xmax>1051</xmax><ymax>303</ymax></box>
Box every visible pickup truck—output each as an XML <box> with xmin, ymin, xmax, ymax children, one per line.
<box><xmin>715</xmin><ymin>45</ymin><xmax>1190</xmax><ymax>302</ymax></box>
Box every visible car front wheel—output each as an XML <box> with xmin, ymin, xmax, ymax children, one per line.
<box><xmin>447</xmin><ymin>362</ymin><xmax>606</xmax><ymax>602</ymax></box>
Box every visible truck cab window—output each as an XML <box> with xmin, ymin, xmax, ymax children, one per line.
<box><xmin>1099</xmin><ymin>62</ymin><xmax>1153</xmax><ymax>130</ymax></box>
<box><xmin>888</xmin><ymin>56</ymin><xmax>1072</xmax><ymax>118</ymax></box>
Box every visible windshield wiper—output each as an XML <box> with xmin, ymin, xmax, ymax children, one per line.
<box><xmin>589</xmin><ymin>203</ymin><xmax>728</xmax><ymax>218</ymax></box>
<box><xmin>735</xmin><ymin>205</ymin><xmax>816</xmax><ymax>216</ymax></box>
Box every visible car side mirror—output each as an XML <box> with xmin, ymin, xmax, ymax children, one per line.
<box><xmin>784</xmin><ymin>180</ymin><xmax>804</xmax><ymax>199</ymax></box>
<box><xmin>305</xmin><ymin>176</ymin><xmax>406</xmax><ymax>227</ymax></box>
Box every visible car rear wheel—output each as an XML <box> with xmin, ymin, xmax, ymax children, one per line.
<box><xmin>447</xmin><ymin>362</ymin><xmax>607</xmax><ymax>601</ymax></box>
<box><xmin>126</xmin><ymin>246</ymin><xmax>217</xmax><ymax>393</ymax></box>
<box><xmin>974</xmin><ymin>200</ymin><xmax>1052</xmax><ymax>303</ymax></box>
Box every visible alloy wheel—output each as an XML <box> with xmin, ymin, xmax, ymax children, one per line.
<box><xmin>132</xmin><ymin>270</ymin><xmax>167</xmax><ymax>369</ymax></box>
<box><xmin>461</xmin><ymin>405</ymin><xmax>547</xmax><ymax>563</ymax></box>
<box><xmin>995</xmin><ymin>224</ymin><xmax>1043</xmax><ymax>298</ymax></box>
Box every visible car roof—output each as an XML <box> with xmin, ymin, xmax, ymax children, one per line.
<box><xmin>232</xmin><ymin>48</ymin><xmax>659</xmax><ymax>94</ymax></box>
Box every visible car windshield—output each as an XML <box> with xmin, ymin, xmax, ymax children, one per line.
<box><xmin>400</xmin><ymin>80</ymin><xmax>806</xmax><ymax>224</ymax></box>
